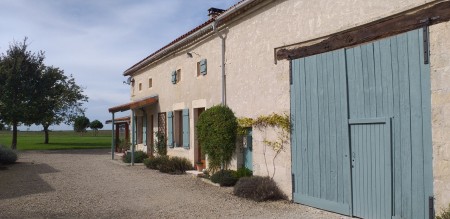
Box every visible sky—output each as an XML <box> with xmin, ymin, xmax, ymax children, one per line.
<box><xmin>0</xmin><ymin>0</ymin><xmax>239</xmax><ymax>131</ymax></box>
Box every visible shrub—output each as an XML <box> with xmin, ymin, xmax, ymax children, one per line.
<box><xmin>122</xmin><ymin>151</ymin><xmax>148</xmax><ymax>163</ymax></box>
<box><xmin>154</xmin><ymin>131</ymin><xmax>167</xmax><ymax>156</ymax></box>
<box><xmin>159</xmin><ymin>156</ymin><xmax>192</xmax><ymax>174</ymax></box>
<box><xmin>196</xmin><ymin>105</ymin><xmax>238</xmax><ymax>172</ymax></box>
<box><xmin>233</xmin><ymin>176</ymin><xmax>286</xmax><ymax>202</ymax></box>
<box><xmin>234</xmin><ymin>167</ymin><xmax>253</xmax><ymax>179</ymax></box>
<box><xmin>437</xmin><ymin>204</ymin><xmax>450</xmax><ymax>219</ymax></box>
<box><xmin>210</xmin><ymin>170</ymin><xmax>238</xmax><ymax>187</ymax></box>
<box><xmin>0</xmin><ymin>145</ymin><xmax>18</xmax><ymax>165</ymax></box>
<box><xmin>144</xmin><ymin>156</ymin><xmax>192</xmax><ymax>174</ymax></box>
<box><xmin>143</xmin><ymin>156</ymin><xmax>169</xmax><ymax>170</ymax></box>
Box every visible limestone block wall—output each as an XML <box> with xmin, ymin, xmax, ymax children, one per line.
<box><xmin>430</xmin><ymin>20</ymin><xmax>450</xmax><ymax>213</ymax></box>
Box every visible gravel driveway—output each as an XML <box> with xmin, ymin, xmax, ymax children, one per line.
<box><xmin>0</xmin><ymin>149</ymin><xmax>350</xmax><ymax>219</ymax></box>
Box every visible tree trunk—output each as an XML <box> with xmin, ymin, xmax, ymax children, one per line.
<box><xmin>12</xmin><ymin>122</ymin><xmax>18</xmax><ymax>150</ymax></box>
<box><xmin>43</xmin><ymin>125</ymin><xmax>50</xmax><ymax>144</ymax></box>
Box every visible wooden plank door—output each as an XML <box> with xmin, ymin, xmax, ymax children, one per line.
<box><xmin>349</xmin><ymin>119</ymin><xmax>392</xmax><ymax>219</ymax></box>
<box><xmin>291</xmin><ymin>28</ymin><xmax>432</xmax><ymax>218</ymax></box>
<box><xmin>291</xmin><ymin>48</ymin><xmax>352</xmax><ymax>215</ymax></box>
<box><xmin>345</xmin><ymin>28</ymin><xmax>432</xmax><ymax>219</ymax></box>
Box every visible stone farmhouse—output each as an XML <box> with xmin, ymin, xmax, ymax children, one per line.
<box><xmin>109</xmin><ymin>0</ymin><xmax>450</xmax><ymax>218</ymax></box>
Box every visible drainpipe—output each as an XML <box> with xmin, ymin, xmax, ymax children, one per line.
<box><xmin>212</xmin><ymin>21</ymin><xmax>226</xmax><ymax>106</ymax></box>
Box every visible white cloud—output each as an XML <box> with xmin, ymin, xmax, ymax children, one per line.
<box><xmin>1</xmin><ymin>0</ymin><xmax>239</xmax><ymax>130</ymax></box>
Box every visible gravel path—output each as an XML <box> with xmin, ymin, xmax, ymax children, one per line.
<box><xmin>0</xmin><ymin>149</ymin><xmax>351</xmax><ymax>219</ymax></box>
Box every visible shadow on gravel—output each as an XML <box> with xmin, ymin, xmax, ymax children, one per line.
<box><xmin>0</xmin><ymin>162</ymin><xmax>58</xmax><ymax>200</ymax></box>
<box><xmin>37</xmin><ymin>149</ymin><xmax>110</xmax><ymax>155</ymax></box>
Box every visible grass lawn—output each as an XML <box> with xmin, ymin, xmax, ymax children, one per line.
<box><xmin>0</xmin><ymin>130</ymin><xmax>112</xmax><ymax>150</ymax></box>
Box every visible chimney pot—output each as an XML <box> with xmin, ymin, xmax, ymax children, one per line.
<box><xmin>208</xmin><ymin>7</ymin><xmax>225</xmax><ymax>19</ymax></box>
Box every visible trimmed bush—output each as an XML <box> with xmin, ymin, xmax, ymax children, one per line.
<box><xmin>0</xmin><ymin>145</ymin><xmax>18</xmax><ymax>165</ymax></box>
<box><xmin>437</xmin><ymin>204</ymin><xmax>450</xmax><ymax>219</ymax></box>
<box><xmin>196</xmin><ymin>105</ymin><xmax>238</xmax><ymax>172</ymax></box>
<box><xmin>143</xmin><ymin>156</ymin><xmax>164</xmax><ymax>169</ymax></box>
<box><xmin>159</xmin><ymin>156</ymin><xmax>192</xmax><ymax>174</ymax></box>
<box><xmin>234</xmin><ymin>167</ymin><xmax>253</xmax><ymax>178</ymax></box>
<box><xmin>210</xmin><ymin>170</ymin><xmax>238</xmax><ymax>187</ymax></box>
<box><xmin>144</xmin><ymin>156</ymin><xmax>192</xmax><ymax>174</ymax></box>
<box><xmin>122</xmin><ymin>151</ymin><xmax>148</xmax><ymax>163</ymax></box>
<box><xmin>233</xmin><ymin>176</ymin><xmax>286</xmax><ymax>202</ymax></box>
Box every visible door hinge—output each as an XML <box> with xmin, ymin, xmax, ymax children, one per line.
<box><xmin>429</xmin><ymin>196</ymin><xmax>435</xmax><ymax>219</ymax></box>
<box><xmin>291</xmin><ymin>173</ymin><xmax>295</xmax><ymax>193</ymax></box>
<box><xmin>423</xmin><ymin>25</ymin><xmax>429</xmax><ymax>65</ymax></box>
<box><xmin>419</xmin><ymin>17</ymin><xmax>439</xmax><ymax>65</ymax></box>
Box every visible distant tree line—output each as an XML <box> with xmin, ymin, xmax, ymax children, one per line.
<box><xmin>0</xmin><ymin>38</ymin><xmax>88</xmax><ymax>149</ymax></box>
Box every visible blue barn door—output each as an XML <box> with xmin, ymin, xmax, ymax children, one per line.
<box><xmin>291</xmin><ymin>28</ymin><xmax>432</xmax><ymax>219</ymax></box>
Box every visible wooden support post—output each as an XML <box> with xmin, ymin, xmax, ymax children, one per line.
<box><xmin>115</xmin><ymin>123</ymin><xmax>120</xmax><ymax>152</ymax></box>
<box><xmin>111</xmin><ymin>113</ymin><xmax>115</xmax><ymax>160</ymax></box>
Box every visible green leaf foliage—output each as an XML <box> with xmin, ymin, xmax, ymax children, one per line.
<box><xmin>144</xmin><ymin>156</ymin><xmax>192</xmax><ymax>174</ymax></box>
<box><xmin>0</xmin><ymin>38</ymin><xmax>45</xmax><ymax>149</ymax></box>
<box><xmin>210</xmin><ymin>169</ymin><xmax>238</xmax><ymax>187</ymax></box>
<box><xmin>73</xmin><ymin>116</ymin><xmax>90</xmax><ymax>133</ymax></box>
<box><xmin>437</xmin><ymin>204</ymin><xmax>450</xmax><ymax>219</ymax></box>
<box><xmin>154</xmin><ymin>131</ymin><xmax>167</xmax><ymax>156</ymax></box>
<box><xmin>122</xmin><ymin>151</ymin><xmax>148</xmax><ymax>163</ymax></box>
<box><xmin>0</xmin><ymin>145</ymin><xmax>18</xmax><ymax>165</ymax></box>
<box><xmin>196</xmin><ymin>105</ymin><xmax>237</xmax><ymax>172</ymax></box>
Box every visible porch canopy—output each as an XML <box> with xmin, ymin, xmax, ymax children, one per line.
<box><xmin>108</xmin><ymin>95</ymin><xmax>158</xmax><ymax>113</ymax></box>
<box><xmin>106</xmin><ymin>116</ymin><xmax>130</xmax><ymax>153</ymax></box>
<box><xmin>108</xmin><ymin>95</ymin><xmax>158</xmax><ymax>164</ymax></box>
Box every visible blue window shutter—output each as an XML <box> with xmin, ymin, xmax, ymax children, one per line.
<box><xmin>182</xmin><ymin>109</ymin><xmax>190</xmax><ymax>149</ymax></box>
<box><xmin>143</xmin><ymin>115</ymin><xmax>147</xmax><ymax>145</ymax></box>
<box><xmin>167</xmin><ymin>111</ymin><xmax>174</xmax><ymax>148</ymax></box>
<box><xmin>171</xmin><ymin>71</ymin><xmax>177</xmax><ymax>84</ymax></box>
<box><xmin>200</xmin><ymin>59</ymin><xmax>207</xmax><ymax>75</ymax></box>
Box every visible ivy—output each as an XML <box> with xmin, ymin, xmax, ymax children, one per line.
<box><xmin>237</xmin><ymin>113</ymin><xmax>290</xmax><ymax>178</ymax></box>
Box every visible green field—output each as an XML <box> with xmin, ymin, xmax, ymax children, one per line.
<box><xmin>0</xmin><ymin>130</ymin><xmax>112</xmax><ymax>150</ymax></box>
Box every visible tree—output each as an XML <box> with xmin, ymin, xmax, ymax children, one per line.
<box><xmin>196</xmin><ymin>105</ymin><xmax>237</xmax><ymax>172</ymax></box>
<box><xmin>89</xmin><ymin>120</ymin><xmax>103</xmax><ymax>136</ymax></box>
<box><xmin>35</xmin><ymin>66</ymin><xmax>88</xmax><ymax>144</ymax></box>
<box><xmin>74</xmin><ymin>116</ymin><xmax>90</xmax><ymax>134</ymax></box>
<box><xmin>0</xmin><ymin>38</ymin><xmax>45</xmax><ymax>149</ymax></box>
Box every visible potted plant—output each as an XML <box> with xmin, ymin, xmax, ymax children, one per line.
<box><xmin>196</xmin><ymin>161</ymin><xmax>203</xmax><ymax>172</ymax></box>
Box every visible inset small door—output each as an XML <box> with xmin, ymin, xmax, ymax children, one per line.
<box><xmin>243</xmin><ymin>128</ymin><xmax>253</xmax><ymax>171</ymax></box>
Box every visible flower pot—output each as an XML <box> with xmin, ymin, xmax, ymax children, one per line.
<box><xmin>196</xmin><ymin>164</ymin><xmax>203</xmax><ymax>172</ymax></box>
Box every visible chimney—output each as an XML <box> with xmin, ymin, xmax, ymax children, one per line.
<box><xmin>208</xmin><ymin>7</ymin><xmax>225</xmax><ymax>19</ymax></box>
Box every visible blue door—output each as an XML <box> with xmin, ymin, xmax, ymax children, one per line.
<box><xmin>291</xmin><ymin>28</ymin><xmax>433</xmax><ymax>218</ymax></box>
<box><xmin>243</xmin><ymin>128</ymin><xmax>253</xmax><ymax>170</ymax></box>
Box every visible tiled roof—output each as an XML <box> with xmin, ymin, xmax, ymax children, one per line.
<box><xmin>123</xmin><ymin>0</ymin><xmax>256</xmax><ymax>76</ymax></box>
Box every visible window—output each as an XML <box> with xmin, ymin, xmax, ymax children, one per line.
<box><xmin>176</xmin><ymin>69</ymin><xmax>181</xmax><ymax>83</ymax></box>
<box><xmin>138</xmin><ymin>83</ymin><xmax>142</xmax><ymax>91</ymax></box>
<box><xmin>167</xmin><ymin>109</ymin><xmax>190</xmax><ymax>149</ymax></box>
<box><xmin>171</xmin><ymin>69</ymin><xmax>181</xmax><ymax>84</ymax></box>
<box><xmin>148</xmin><ymin>78</ymin><xmax>152</xmax><ymax>88</ymax></box>
<box><xmin>199</xmin><ymin>59</ymin><xmax>207</xmax><ymax>76</ymax></box>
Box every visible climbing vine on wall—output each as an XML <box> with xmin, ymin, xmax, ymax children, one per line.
<box><xmin>237</xmin><ymin>113</ymin><xmax>290</xmax><ymax>152</ymax></box>
<box><xmin>237</xmin><ymin>113</ymin><xmax>291</xmax><ymax>178</ymax></box>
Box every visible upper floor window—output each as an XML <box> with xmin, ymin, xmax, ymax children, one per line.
<box><xmin>148</xmin><ymin>78</ymin><xmax>153</xmax><ymax>88</ymax></box>
<box><xmin>138</xmin><ymin>82</ymin><xmax>142</xmax><ymax>91</ymax></box>
<box><xmin>171</xmin><ymin>69</ymin><xmax>181</xmax><ymax>84</ymax></box>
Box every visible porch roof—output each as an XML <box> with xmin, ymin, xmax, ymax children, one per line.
<box><xmin>108</xmin><ymin>95</ymin><xmax>158</xmax><ymax>113</ymax></box>
<box><xmin>105</xmin><ymin>116</ymin><xmax>130</xmax><ymax>124</ymax></box>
